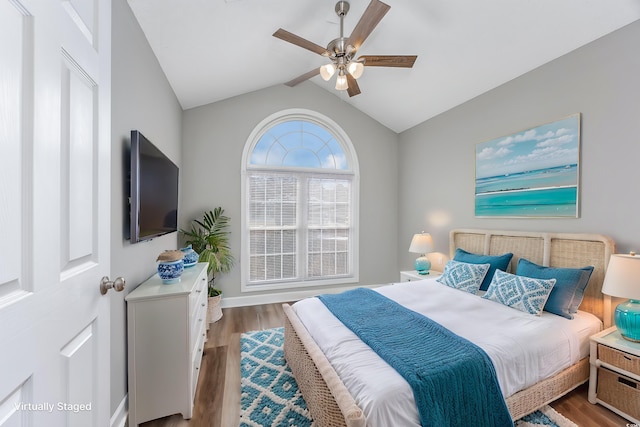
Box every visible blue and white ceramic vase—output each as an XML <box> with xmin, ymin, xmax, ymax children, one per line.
<box><xmin>180</xmin><ymin>244</ymin><xmax>199</xmax><ymax>268</ymax></box>
<box><xmin>157</xmin><ymin>259</ymin><xmax>184</xmax><ymax>284</ymax></box>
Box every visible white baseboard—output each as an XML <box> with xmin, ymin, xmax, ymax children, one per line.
<box><xmin>111</xmin><ymin>394</ymin><xmax>128</xmax><ymax>427</ymax></box>
<box><xmin>220</xmin><ymin>283</ymin><xmax>381</xmax><ymax>308</ymax></box>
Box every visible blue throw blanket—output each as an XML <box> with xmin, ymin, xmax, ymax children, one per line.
<box><xmin>318</xmin><ymin>288</ymin><xmax>513</xmax><ymax>427</ymax></box>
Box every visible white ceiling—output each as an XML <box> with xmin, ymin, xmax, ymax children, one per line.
<box><xmin>127</xmin><ymin>0</ymin><xmax>640</xmax><ymax>133</ymax></box>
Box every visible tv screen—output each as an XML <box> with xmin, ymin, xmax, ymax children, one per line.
<box><xmin>130</xmin><ymin>130</ymin><xmax>179</xmax><ymax>243</ymax></box>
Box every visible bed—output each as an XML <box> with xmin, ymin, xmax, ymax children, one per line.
<box><xmin>282</xmin><ymin>229</ymin><xmax>616</xmax><ymax>427</ymax></box>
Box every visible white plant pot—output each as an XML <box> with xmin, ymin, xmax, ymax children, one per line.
<box><xmin>207</xmin><ymin>295</ymin><xmax>223</xmax><ymax>323</ymax></box>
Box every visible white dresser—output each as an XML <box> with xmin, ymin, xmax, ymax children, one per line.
<box><xmin>126</xmin><ymin>262</ymin><xmax>209</xmax><ymax>427</ymax></box>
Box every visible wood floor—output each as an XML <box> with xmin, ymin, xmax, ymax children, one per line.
<box><xmin>141</xmin><ymin>303</ymin><xmax>629</xmax><ymax>427</ymax></box>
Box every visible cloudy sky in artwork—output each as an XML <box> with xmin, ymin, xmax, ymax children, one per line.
<box><xmin>476</xmin><ymin>115</ymin><xmax>580</xmax><ymax>179</ymax></box>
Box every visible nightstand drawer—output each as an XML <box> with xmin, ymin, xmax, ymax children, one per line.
<box><xmin>597</xmin><ymin>367</ymin><xmax>640</xmax><ymax>419</ymax></box>
<box><xmin>599</xmin><ymin>343</ymin><xmax>640</xmax><ymax>376</ymax></box>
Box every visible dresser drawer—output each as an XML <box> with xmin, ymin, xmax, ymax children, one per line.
<box><xmin>599</xmin><ymin>343</ymin><xmax>640</xmax><ymax>376</ymax></box>
<box><xmin>191</xmin><ymin>308</ymin><xmax>207</xmax><ymax>354</ymax></box>
<box><xmin>190</xmin><ymin>288</ymin><xmax>207</xmax><ymax>346</ymax></box>
<box><xmin>190</xmin><ymin>286</ymin><xmax>207</xmax><ymax>322</ymax></box>
<box><xmin>190</xmin><ymin>331</ymin><xmax>206</xmax><ymax>400</ymax></box>
<box><xmin>190</xmin><ymin>314</ymin><xmax>206</xmax><ymax>351</ymax></box>
<box><xmin>189</xmin><ymin>271</ymin><xmax>207</xmax><ymax>312</ymax></box>
<box><xmin>597</xmin><ymin>367</ymin><xmax>640</xmax><ymax>420</ymax></box>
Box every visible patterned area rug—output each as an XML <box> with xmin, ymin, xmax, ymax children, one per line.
<box><xmin>240</xmin><ymin>328</ymin><xmax>312</xmax><ymax>426</ymax></box>
<box><xmin>240</xmin><ymin>327</ymin><xmax>576</xmax><ymax>427</ymax></box>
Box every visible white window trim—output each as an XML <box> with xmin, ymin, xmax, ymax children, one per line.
<box><xmin>241</xmin><ymin>109</ymin><xmax>360</xmax><ymax>293</ymax></box>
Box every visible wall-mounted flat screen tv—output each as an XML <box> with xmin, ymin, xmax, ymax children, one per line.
<box><xmin>130</xmin><ymin>130</ymin><xmax>178</xmax><ymax>243</ymax></box>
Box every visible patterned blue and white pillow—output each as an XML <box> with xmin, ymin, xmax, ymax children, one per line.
<box><xmin>436</xmin><ymin>259</ymin><xmax>490</xmax><ymax>294</ymax></box>
<box><xmin>482</xmin><ymin>269</ymin><xmax>556</xmax><ymax>316</ymax></box>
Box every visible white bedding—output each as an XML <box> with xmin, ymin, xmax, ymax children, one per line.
<box><xmin>292</xmin><ymin>277</ymin><xmax>602</xmax><ymax>427</ymax></box>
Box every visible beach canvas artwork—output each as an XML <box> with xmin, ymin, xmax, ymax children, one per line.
<box><xmin>475</xmin><ymin>115</ymin><xmax>580</xmax><ymax>218</ymax></box>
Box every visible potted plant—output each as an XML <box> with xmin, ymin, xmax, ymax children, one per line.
<box><xmin>181</xmin><ymin>207</ymin><xmax>234</xmax><ymax>323</ymax></box>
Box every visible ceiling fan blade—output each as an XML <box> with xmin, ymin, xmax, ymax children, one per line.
<box><xmin>273</xmin><ymin>28</ymin><xmax>329</xmax><ymax>56</ymax></box>
<box><xmin>360</xmin><ymin>55</ymin><xmax>417</xmax><ymax>68</ymax></box>
<box><xmin>284</xmin><ymin>68</ymin><xmax>320</xmax><ymax>87</ymax></box>
<box><xmin>347</xmin><ymin>0</ymin><xmax>391</xmax><ymax>51</ymax></box>
<box><xmin>346</xmin><ymin>74</ymin><xmax>361</xmax><ymax>97</ymax></box>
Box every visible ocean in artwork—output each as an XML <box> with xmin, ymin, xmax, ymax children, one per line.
<box><xmin>475</xmin><ymin>115</ymin><xmax>580</xmax><ymax>217</ymax></box>
<box><xmin>475</xmin><ymin>164</ymin><xmax>578</xmax><ymax>217</ymax></box>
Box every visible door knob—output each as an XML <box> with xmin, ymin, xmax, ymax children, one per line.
<box><xmin>100</xmin><ymin>276</ymin><xmax>126</xmax><ymax>295</ymax></box>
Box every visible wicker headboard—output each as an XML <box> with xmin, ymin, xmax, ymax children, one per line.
<box><xmin>450</xmin><ymin>229</ymin><xmax>616</xmax><ymax>327</ymax></box>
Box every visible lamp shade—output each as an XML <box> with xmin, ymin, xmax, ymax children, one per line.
<box><xmin>602</xmin><ymin>253</ymin><xmax>640</xmax><ymax>342</ymax></box>
<box><xmin>409</xmin><ymin>233</ymin><xmax>434</xmax><ymax>254</ymax></box>
<box><xmin>347</xmin><ymin>61</ymin><xmax>364</xmax><ymax>79</ymax></box>
<box><xmin>409</xmin><ymin>233</ymin><xmax>433</xmax><ymax>275</ymax></box>
<box><xmin>602</xmin><ymin>254</ymin><xmax>640</xmax><ymax>299</ymax></box>
<box><xmin>335</xmin><ymin>73</ymin><xmax>348</xmax><ymax>91</ymax></box>
<box><xmin>320</xmin><ymin>63</ymin><xmax>336</xmax><ymax>81</ymax></box>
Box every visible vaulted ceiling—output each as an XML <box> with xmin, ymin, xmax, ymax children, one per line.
<box><xmin>127</xmin><ymin>0</ymin><xmax>640</xmax><ymax>133</ymax></box>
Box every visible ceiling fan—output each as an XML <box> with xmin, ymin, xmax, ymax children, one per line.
<box><xmin>273</xmin><ymin>0</ymin><xmax>417</xmax><ymax>97</ymax></box>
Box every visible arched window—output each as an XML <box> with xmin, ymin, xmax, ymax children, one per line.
<box><xmin>241</xmin><ymin>109</ymin><xmax>359</xmax><ymax>291</ymax></box>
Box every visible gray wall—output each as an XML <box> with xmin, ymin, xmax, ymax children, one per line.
<box><xmin>110</xmin><ymin>0</ymin><xmax>183</xmax><ymax>415</ymax></box>
<box><xmin>398</xmin><ymin>20</ymin><xmax>640</xmax><ymax>270</ymax></box>
<box><xmin>181</xmin><ymin>83</ymin><xmax>399</xmax><ymax>299</ymax></box>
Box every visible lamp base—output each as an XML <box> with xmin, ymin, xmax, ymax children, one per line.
<box><xmin>414</xmin><ymin>256</ymin><xmax>431</xmax><ymax>275</ymax></box>
<box><xmin>615</xmin><ymin>299</ymin><xmax>640</xmax><ymax>342</ymax></box>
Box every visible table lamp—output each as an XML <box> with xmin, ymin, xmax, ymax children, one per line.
<box><xmin>409</xmin><ymin>232</ymin><xmax>434</xmax><ymax>275</ymax></box>
<box><xmin>602</xmin><ymin>253</ymin><xmax>640</xmax><ymax>342</ymax></box>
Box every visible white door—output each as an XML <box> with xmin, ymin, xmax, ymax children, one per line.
<box><xmin>0</xmin><ymin>0</ymin><xmax>112</xmax><ymax>425</ymax></box>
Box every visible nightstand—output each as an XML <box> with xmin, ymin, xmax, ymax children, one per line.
<box><xmin>400</xmin><ymin>270</ymin><xmax>441</xmax><ymax>282</ymax></box>
<box><xmin>588</xmin><ymin>326</ymin><xmax>640</xmax><ymax>424</ymax></box>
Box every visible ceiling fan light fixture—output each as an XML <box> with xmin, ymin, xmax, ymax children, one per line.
<box><xmin>335</xmin><ymin>72</ymin><xmax>348</xmax><ymax>91</ymax></box>
<box><xmin>273</xmin><ymin>0</ymin><xmax>416</xmax><ymax>97</ymax></box>
<box><xmin>320</xmin><ymin>63</ymin><xmax>336</xmax><ymax>81</ymax></box>
<box><xmin>347</xmin><ymin>61</ymin><xmax>364</xmax><ymax>79</ymax></box>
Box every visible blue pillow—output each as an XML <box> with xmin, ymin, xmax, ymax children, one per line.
<box><xmin>516</xmin><ymin>258</ymin><xmax>594</xmax><ymax>319</ymax></box>
<box><xmin>483</xmin><ymin>270</ymin><xmax>556</xmax><ymax>316</ymax></box>
<box><xmin>453</xmin><ymin>248</ymin><xmax>513</xmax><ymax>291</ymax></box>
<box><xmin>436</xmin><ymin>260</ymin><xmax>490</xmax><ymax>294</ymax></box>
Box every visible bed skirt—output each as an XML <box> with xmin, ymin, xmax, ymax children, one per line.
<box><xmin>283</xmin><ymin>303</ymin><xmax>589</xmax><ymax>426</ymax></box>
